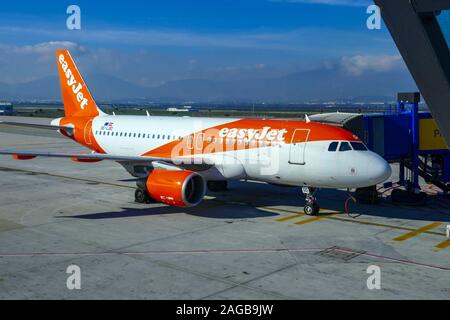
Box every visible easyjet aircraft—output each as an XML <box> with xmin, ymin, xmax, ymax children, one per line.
<box><xmin>0</xmin><ymin>50</ymin><xmax>391</xmax><ymax>215</ymax></box>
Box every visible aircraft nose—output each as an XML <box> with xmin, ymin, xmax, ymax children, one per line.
<box><xmin>367</xmin><ymin>156</ymin><xmax>391</xmax><ymax>184</ymax></box>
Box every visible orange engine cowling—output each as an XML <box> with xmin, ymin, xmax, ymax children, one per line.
<box><xmin>146</xmin><ymin>170</ymin><xmax>206</xmax><ymax>208</ymax></box>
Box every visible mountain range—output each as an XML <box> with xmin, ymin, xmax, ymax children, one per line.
<box><xmin>0</xmin><ymin>66</ymin><xmax>416</xmax><ymax>103</ymax></box>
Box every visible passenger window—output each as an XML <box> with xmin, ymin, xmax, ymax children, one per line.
<box><xmin>328</xmin><ymin>142</ymin><xmax>338</xmax><ymax>151</ymax></box>
<box><xmin>339</xmin><ymin>142</ymin><xmax>352</xmax><ymax>152</ymax></box>
<box><xmin>350</xmin><ymin>142</ymin><xmax>368</xmax><ymax>151</ymax></box>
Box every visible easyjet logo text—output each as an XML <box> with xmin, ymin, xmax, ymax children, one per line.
<box><xmin>59</xmin><ymin>54</ymin><xmax>88</xmax><ymax>110</ymax></box>
<box><xmin>218</xmin><ymin>127</ymin><xmax>287</xmax><ymax>141</ymax></box>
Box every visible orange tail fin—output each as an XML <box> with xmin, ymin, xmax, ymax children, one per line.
<box><xmin>56</xmin><ymin>49</ymin><xmax>103</xmax><ymax>117</ymax></box>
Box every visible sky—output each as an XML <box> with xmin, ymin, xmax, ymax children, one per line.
<box><xmin>0</xmin><ymin>0</ymin><xmax>404</xmax><ymax>90</ymax></box>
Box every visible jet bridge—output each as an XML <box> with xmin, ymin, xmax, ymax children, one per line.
<box><xmin>374</xmin><ymin>0</ymin><xmax>450</xmax><ymax>146</ymax></box>
<box><xmin>310</xmin><ymin>92</ymin><xmax>450</xmax><ymax>202</ymax></box>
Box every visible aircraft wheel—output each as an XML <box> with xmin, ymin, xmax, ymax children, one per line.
<box><xmin>135</xmin><ymin>188</ymin><xmax>148</xmax><ymax>203</ymax></box>
<box><xmin>304</xmin><ymin>203</ymin><xmax>319</xmax><ymax>216</ymax></box>
<box><xmin>304</xmin><ymin>204</ymin><xmax>314</xmax><ymax>216</ymax></box>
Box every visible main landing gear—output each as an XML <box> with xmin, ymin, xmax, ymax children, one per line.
<box><xmin>134</xmin><ymin>178</ymin><xmax>154</xmax><ymax>204</ymax></box>
<box><xmin>302</xmin><ymin>187</ymin><xmax>320</xmax><ymax>215</ymax></box>
<box><xmin>135</xmin><ymin>188</ymin><xmax>153</xmax><ymax>203</ymax></box>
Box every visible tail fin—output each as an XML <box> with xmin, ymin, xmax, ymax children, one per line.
<box><xmin>56</xmin><ymin>49</ymin><xmax>104</xmax><ymax>117</ymax></box>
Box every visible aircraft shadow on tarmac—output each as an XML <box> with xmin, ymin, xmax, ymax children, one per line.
<box><xmin>58</xmin><ymin>203</ymin><xmax>278</xmax><ymax>220</ymax></box>
<box><xmin>59</xmin><ymin>180</ymin><xmax>450</xmax><ymax>222</ymax></box>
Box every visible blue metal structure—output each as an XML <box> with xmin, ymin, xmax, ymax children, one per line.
<box><xmin>363</xmin><ymin>94</ymin><xmax>450</xmax><ymax>193</ymax></box>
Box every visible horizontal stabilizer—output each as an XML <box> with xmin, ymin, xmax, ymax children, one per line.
<box><xmin>0</xmin><ymin>121</ymin><xmax>73</xmax><ymax>133</ymax></box>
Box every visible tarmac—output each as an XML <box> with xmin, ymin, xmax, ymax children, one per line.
<box><xmin>0</xmin><ymin>116</ymin><xmax>449</xmax><ymax>299</ymax></box>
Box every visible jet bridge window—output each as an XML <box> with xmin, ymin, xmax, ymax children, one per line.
<box><xmin>350</xmin><ymin>142</ymin><xmax>368</xmax><ymax>151</ymax></box>
<box><xmin>339</xmin><ymin>142</ymin><xmax>352</xmax><ymax>152</ymax></box>
<box><xmin>328</xmin><ymin>142</ymin><xmax>338</xmax><ymax>151</ymax></box>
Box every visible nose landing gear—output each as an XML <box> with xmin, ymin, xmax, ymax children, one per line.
<box><xmin>302</xmin><ymin>187</ymin><xmax>320</xmax><ymax>215</ymax></box>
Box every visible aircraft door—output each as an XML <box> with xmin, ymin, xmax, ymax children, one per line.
<box><xmin>289</xmin><ymin>129</ymin><xmax>309</xmax><ymax>165</ymax></box>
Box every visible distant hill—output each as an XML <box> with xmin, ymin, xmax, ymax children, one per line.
<box><xmin>0</xmin><ymin>66</ymin><xmax>416</xmax><ymax>103</ymax></box>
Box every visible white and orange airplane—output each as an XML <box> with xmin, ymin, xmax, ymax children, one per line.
<box><xmin>0</xmin><ymin>49</ymin><xmax>391</xmax><ymax>215</ymax></box>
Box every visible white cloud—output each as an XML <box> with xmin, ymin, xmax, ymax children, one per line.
<box><xmin>10</xmin><ymin>41</ymin><xmax>81</xmax><ymax>54</ymax></box>
<box><xmin>0</xmin><ymin>41</ymin><xmax>87</xmax><ymax>83</ymax></box>
<box><xmin>0</xmin><ymin>25</ymin><xmax>386</xmax><ymax>54</ymax></box>
<box><xmin>340</xmin><ymin>55</ymin><xmax>403</xmax><ymax>76</ymax></box>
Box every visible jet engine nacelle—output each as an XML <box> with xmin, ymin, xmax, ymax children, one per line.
<box><xmin>146</xmin><ymin>170</ymin><xmax>206</xmax><ymax>207</ymax></box>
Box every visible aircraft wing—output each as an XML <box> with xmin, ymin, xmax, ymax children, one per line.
<box><xmin>0</xmin><ymin>149</ymin><xmax>212</xmax><ymax>166</ymax></box>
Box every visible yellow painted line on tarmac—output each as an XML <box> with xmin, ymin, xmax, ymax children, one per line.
<box><xmin>393</xmin><ymin>222</ymin><xmax>443</xmax><ymax>242</ymax></box>
<box><xmin>435</xmin><ymin>238</ymin><xmax>450</xmax><ymax>250</ymax></box>
<box><xmin>255</xmin><ymin>205</ymin><xmax>341</xmax><ymax>224</ymax></box>
<box><xmin>293</xmin><ymin>213</ymin><xmax>339</xmax><ymax>225</ymax></box>
<box><xmin>323</xmin><ymin>216</ymin><xmax>446</xmax><ymax>237</ymax></box>
<box><xmin>276</xmin><ymin>213</ymin><xmax>305</xmax><ymax>222</ymax></box>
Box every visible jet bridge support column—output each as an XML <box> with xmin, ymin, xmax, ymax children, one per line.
<box><xmin>397</xmin><ymin>92</ymin><xmax>421</xmax><ymax>192</ymax></box>
<box><xmin>411</xmin><ymin>97</ymin><xmax>420</xmax><ymax>191</ymax></box>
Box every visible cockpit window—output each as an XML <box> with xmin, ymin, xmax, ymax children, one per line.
<box><xmin>350</xmin><ymin>142</ymin><xmax>368</xmax><ymax>151</ymax></box>
<box><xmin>339</xmin><ymin>142</ymin><xmax>352</xmax><ymax>152</ymax></box>
<box><xmin>328</xmin><ymin>142</ymin><xmax>338</xmax><ymax>151</ymax></box>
